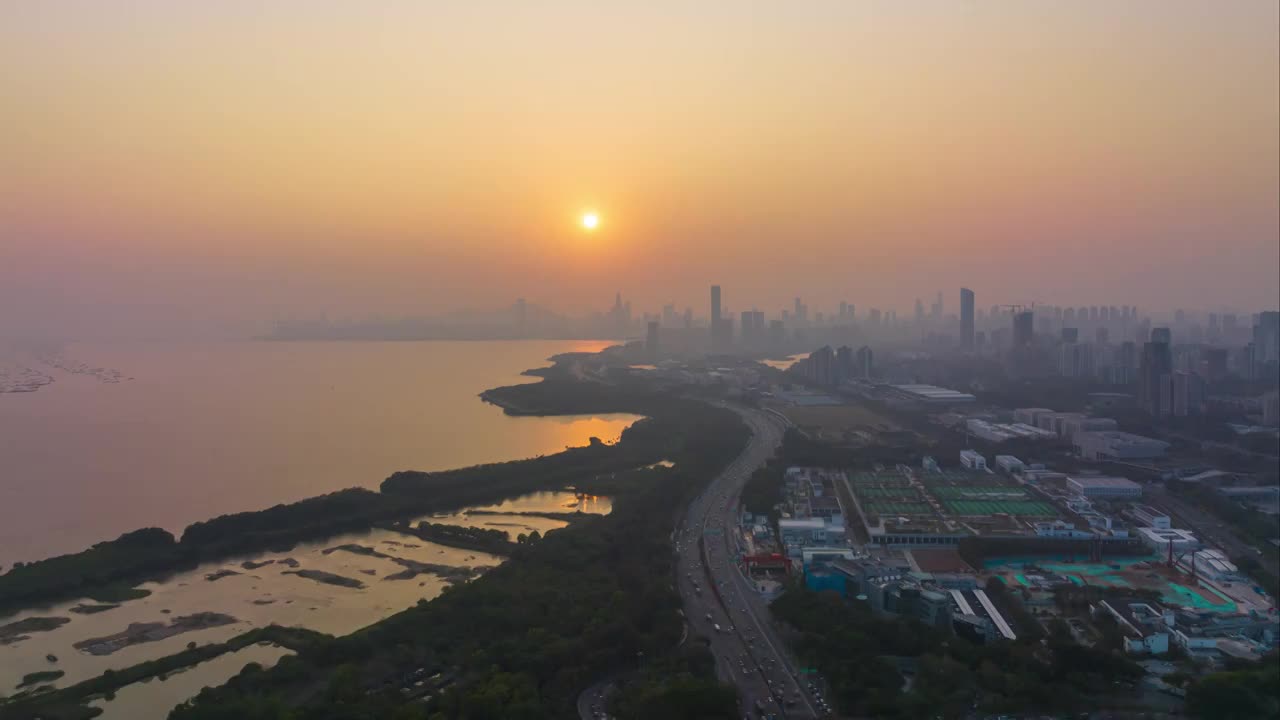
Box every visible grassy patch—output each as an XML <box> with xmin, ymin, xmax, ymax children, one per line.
<box><xmin>17</xmin><ymin>670</ymin><xmax>65</xmax><ymax>688</ymax></box>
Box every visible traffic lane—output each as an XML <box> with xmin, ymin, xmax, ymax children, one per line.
<box><xmin>676</xmin><ymin>410</ymin><xmax>796</xmax><ymax>714</ymax></box>
<box><xmin>708</xmin><ymin>421</ymin><xmax>816</xmax><ymax>715</ymax></box>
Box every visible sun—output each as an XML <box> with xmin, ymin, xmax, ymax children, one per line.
<box><xmin>580</xmin><ymin>211</ymin><xmax>600</xmax><ymax>231</ymax></box>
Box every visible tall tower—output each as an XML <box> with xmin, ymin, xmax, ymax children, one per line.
<box><xmin>960</xmin><ymin>288</ymin><xmax>975</xmax><ymax>348</ymax></box>
<box><xmin>711</xmin><ymin>285</ymin><xmax>722</xmax><ymax>326</ymax></box>
<box><xmin>1013</xmin><ymin>311</ymin><xmax>1034</xmax><ymax>348</ymax></box>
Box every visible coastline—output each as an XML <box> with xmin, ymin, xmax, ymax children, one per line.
<box><xmin>0</xmin><ymin>353</ymin><xmax>634</xmax><ymax>618</ymax></box>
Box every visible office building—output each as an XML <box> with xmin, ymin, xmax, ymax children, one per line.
<box><xmin>645</xmin><ymin>321</ymin><xmax>659</xmax><ymax>356</ymax></box>
<box><xmin>1139</xmin><ymin>340</ymin><xmax>1173</xmax><ymax>415</ymax></box>
<box><xmin>960</xmin><ymin>288</ymin><xmax>975</xmax><ymax>349</ymax></box>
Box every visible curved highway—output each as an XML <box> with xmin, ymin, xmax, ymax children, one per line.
<box><xmin>674</xmin><ymin>406</ymin><xmax>823</xmax><ymax>719</ymax></box>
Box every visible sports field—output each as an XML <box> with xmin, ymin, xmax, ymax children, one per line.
<box><xmin>857</xmin><ymin>487</ymin><xmax>924</xmax><ymax>499</ymax></box>
<box><xmin>850</xmin><ymin>473</ymin><xmax>912</xmax><ymax>487</ymax></box>
<box><xmin>929</xmin><ymin>485</ymin><xmax>1030</xmax><ymax>500</ymax></box>
<box><xmin>944</xmin><ymin>499</ymin><xmax>1057</xmax><ymax>516</ymax></box>
<box><xmin>867</xmin><ymin>501</ymin><xmax>933</xmax><ymax>515</ymax></box>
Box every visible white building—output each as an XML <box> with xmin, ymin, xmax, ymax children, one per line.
<box><xmin>1097</xmin><ymin>599</ymin><xmax>1171</xmax><ymax>655</ymax></box>
<box><xmin>959</xmin><ymin>450</ymin><xmax>987</xmax><ymax>471</ymax></box>
<box><xmin>1130</xmin><ymin>504</ymin><xmax>1172</xmax><ymax>530</ymax></box>
<box><xmin>1014</xmin><ymin>407</ymin><xmax>1054</xmax><ymax>426</ymax></box>
<box><xmin>1067</xmin><ymin>475</ymin><xmax>1143</xmax><ymax>499</ymax></box>
<box><xmin>1137</xmin><ymin>527</ymin><xmax>1199</xmax><ymax>553</ymax></box>
<box><xmin>1033</xmin><ymin>520</ymin><xmax>1094</xmax><ymax>539</ymax></box>
<box><xmin>1178</xmin><ymin>548</ymin><xmax>1239</xmax><ymax>582</ymax></box>
<box><xmin>1075</xmin><ymin>431</ymin><xmax>1170</xmax><ymax>461</ymax></box>
<box><xmin>994</xmin><ymin>455</ymin><xmax>1025</xmax><ymax>474</ymax></box>
<box><xmin>1062</xmin><ymin>416</ymin><xmax>1119</xmax><ymax>441</ymax></box>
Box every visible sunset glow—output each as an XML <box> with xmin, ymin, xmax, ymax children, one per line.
<box><xmin>0</xmin><ymin>2</ymin><xmax>1276</xmax><ymax>337</ymax></box>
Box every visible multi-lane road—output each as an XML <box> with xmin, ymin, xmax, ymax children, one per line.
<box><xmin>673</xmin><ymin>406</ymin><xmax>826</xmax><ymax>719</ymax></box>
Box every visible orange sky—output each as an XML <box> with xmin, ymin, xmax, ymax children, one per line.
<box><xmin>1</xmin><ymin>2</ymin><xmax>1277</xmax><ymax>337</ymax></box>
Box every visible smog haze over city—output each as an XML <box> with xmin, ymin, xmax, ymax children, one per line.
<box><xmin>1</xmin><ymin>4</ymin><xmax>1278</xmax><ymax>720</ymax></box>
<box><xmin>2</xmin><ymin>2</ymin><xmax>1278</xmax><ymax>339</ymax></box>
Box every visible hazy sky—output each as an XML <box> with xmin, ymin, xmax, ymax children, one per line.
<box><xmin>2</xmin><ymin>1</ymin><xmax>1277</xmax><ymax>338</ymax></box>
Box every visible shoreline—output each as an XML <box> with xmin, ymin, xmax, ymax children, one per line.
<box><xmin>0</xmin><ymin>353</ymin><xmax>639</xmax><ymax>618</ymax></box>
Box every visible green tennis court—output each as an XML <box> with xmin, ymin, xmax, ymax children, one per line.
<box><xmin>929</xmin><ymin>485</ymin><xmax>1030</xmax><ymax>500</ymax></box>
<box><xmin>857</xmin><ymin>487</ymin><xmax>924</xmax><ymax>499</ymax></box>
<box><xmin>866</xmin><ymin>501</ymin><xmax>933</xmax><ymax>515</ymax></box>
<box><xmin>944</xmin><ymin>500</ymin><xmax>1056</xmax><ymax>516</ymax></box>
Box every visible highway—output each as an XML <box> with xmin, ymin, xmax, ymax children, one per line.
<box><xmin>673</xmin><ymin>406</ymin><xmax>825</xmax><ymax>719</ymax></box>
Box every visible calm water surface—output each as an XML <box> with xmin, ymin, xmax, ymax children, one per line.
<box><xmin>88</xmin><ymin>643</ymin><xmax>292</xmax><ymax>720</ymax></box>
<box><xmin>0</xmin><ymin>340</ymin><xmax>636</xmax><ymax>565</ymax></box>
<box><xmin>0</xmin><ymin>491</ymin><xmax>609</xmax><ymax>693</ymax></box>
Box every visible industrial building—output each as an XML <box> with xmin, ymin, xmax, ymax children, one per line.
<box><xmin>964</xmin><ymin>419</ymin><xmax>1056</xmax><ymax>443</ymax></box>
<box><xmin>888</xmin><ymin>384</ymin><xmax>977</xmax><ymax>404</ymax></box>
<box><xmin>1177</xmin><ymin>548</ymin><xmax>1239</xmax><ymax>582</ymax></box>
<box><xmin>1066</xmin><ymin>475</ymin><xmax>1143</xmax><ymax>499</ymax></box>
<box><xmin>1074</xmin><ymin>431</ymin><xmax>1170</xmax><ymax>461</ymax></box>
<box><xmin>1014</xmin><ymin>407</ymin><xmax>1054</xmax><ymax>426</ymax></box>
<box><xmin>1130</xmin><ymin>504</ymin><xmax>1172</xmax><ymax>529</ymax></box>
<box><xmin>1095</xmin><ymin>598</ymin><xmax>1172</xmax><ymax>655</ymax></box>
<box><xmin>959</xmin><ymin>450</ymin><xmax>987</xmax><ymax>470</ymax></box>
<box><xmin>1136</xmin><ymin>527</ymin><xmax>1199</xmax><ymax>553</ymax></box>
<box><xmin>994</xmin><ymin>455</ymin><xmax>1025</xmax><ymax>474</ymax></box>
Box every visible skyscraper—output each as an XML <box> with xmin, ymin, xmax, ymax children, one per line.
<box><xmin>855</xmin><ymin>345</ymin><xmax>874</xmax><ymax>378</ymax></box>
<box><xmin>1013</xmin><ymin>311</ymin><xmax>1034</xmax><ymax>348</ymax></box>
<box><xmin>1151</xmin><ymin>327</ymin><xmax>1172</xmax><ymax>345</ymax></box>
<box><xmin>1139</xmin><ymin>339</ymin><xmax>1173</xmax><ymax>416</ymax></box>
<box><xmin>645</xmin><ymin>321</ymin><xmax>659</xmax><ymax>357</ymax></box>
<box><xmin>710</xmin><ymin>285</ymin><xmax>721</xmax><ymax>326</ymax></box>
<box><xmin>960</xmin><ymin>288</ymin><xmax>975</xmax><ymax>348</ymax></box>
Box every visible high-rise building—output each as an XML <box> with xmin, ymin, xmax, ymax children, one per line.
<box><xmin>1059</xmin><ymin>341</ymin><xmax>1094</xmax><ymax>378</ymax></box>
<box><xmin>1162</xmin><ymin>371</ymin><xmax>1204</xmax><ymax>417</ymax></box>
<box><xmin>1254</xmin><ymin>311</ymin><xmax>1280</xmax><ymax>366</ymax></box>
<box><xmin>1013</xmin><ymin>311</ymin><xmax>1034</xmax><ymax>348</ymax></box>
<box><xmin>1061</xmin><ymin>327</ymin><xmax>1079</xmax><ymax>344</ymax></box>
<box><xmin>960</xmin><ymin>288</ymin><xmax>975</xmax><ymax>349</ymax></box>
<box><xmin>835</xmin><ymin>345</ymin><xmax>853</xmax><ymax>381</ymax></box>
<box><xmin>1151</xmin><ymin>327</ymin><xmax>1172</xmax><ymax>345</ymax></box>
<box><xmin>710</xmin><ymin>285</ymin><xmax>722</xmax><ymax>325</ymax></box>
<box><xmin>811</xmin><ymin>346</ymin><xmax>834</xmax><ymax>384</ymax></box>
<box><xmin>855</xmin><ymin>345</ymin><xmax>874</xmax><ymax>378</ymax></box>
<box><xmin>645</xmin><ymin>321</ymin><xmax>659</xmax><ymax>356</ymax></box>
<box><xmin>1139</xmin><ymin>340</ymin><xmax>1174</xmax><ymax>416</ymax></box>
<box><xmin>769</xmin><ymin>319</ymin><xmax>785</xmax><ymax>348</ymax></box>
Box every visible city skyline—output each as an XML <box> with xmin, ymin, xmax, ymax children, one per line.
<box><xmin>2</xmin><ymin>1</ymin><xmax>1278</xmax><ymax>339</ymax></box>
